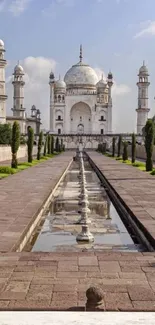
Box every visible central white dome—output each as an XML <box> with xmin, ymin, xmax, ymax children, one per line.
<box><xmin>64</xmin><ymin>61</ymin><xmax>98</xmax><ymax>88</ymax></box>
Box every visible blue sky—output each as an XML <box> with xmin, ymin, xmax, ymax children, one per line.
<box><xmin>1</xmin><ymin>0</ymin><xmax>155</xmax><ymax>131</ymax></box>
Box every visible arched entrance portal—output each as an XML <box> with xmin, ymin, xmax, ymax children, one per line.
<box><xmin>70</xmin><ymin>102</ymin><xmax>91</xmax><ymax>134</ymax></box>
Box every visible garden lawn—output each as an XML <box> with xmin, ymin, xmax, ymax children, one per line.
<box><xmin>0</xmin><ymin>153</ymin><xmax>58</xmax><ymax>179</ymax></box>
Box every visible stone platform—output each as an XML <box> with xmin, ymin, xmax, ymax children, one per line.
<box><xmin>0</xmin><ymin>151</ymin><xmax>155</xmax><ymax>311</ymax></box>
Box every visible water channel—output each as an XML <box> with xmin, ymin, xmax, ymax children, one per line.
<box><xmin>24</xmin><ymin>160</ymin><xmax>145</xmax><ymax>252</ymax></box>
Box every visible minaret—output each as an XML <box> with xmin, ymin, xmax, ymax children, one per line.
<box><xmin>11</xmin><ymin>63</ymin><xmax>25</xmax><ymax>118</ymax></box>
<box><xmin>0</xmin><ymin>39</ymin><xmax>7</xmax><ymax>124</ymax></box>
<box><xmin>49</xmin><ymin>71</ymin><xmax>55</xmax><ymax>131</ymax></box>
<box><xmin>107</xmin><ymin>71</ymin><xmax>113</xmax><ymax>133</ymax></box>
<box><xmin>136</xmin><ymin>61</ymin><xmax>150</xmax><ymax>134</ymax></box>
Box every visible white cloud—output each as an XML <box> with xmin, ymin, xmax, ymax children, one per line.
<box><xmin>0</xmin><ymin>0</ymin><xmax>33</xmax><ymax>16</ymax></box>
<box><xmin>134</xmin><ymin>20</ymin><xmax>155</xmax><ymax>38</ymax></box>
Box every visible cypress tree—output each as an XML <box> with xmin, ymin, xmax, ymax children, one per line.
<box><xmin>55</xmin><ymin>137</ymin><xmax>59</xmax><ymax>152</ymax></box>
<box><xmin>11</xmin><ymin>121</ymin><xmax>20</xmax><ymax>168</ymax></box>
<box><xmin>37</xmin><ymin>131</ymin><xmax>43</xmax><ymax>160</ymax></box>
<box><xmin>43</xmin><ymin>135</ymin><xmax>47</xmax><ymax>156</ymax></box>
<box><xmin>51</xmin><ymin>135</ymin><xmax>54</xmax><ymax>154</ymax></box>
<box><xmin>123</xmin><ymin>142</ymin><xmax>128</xmax><ymax>161</ymax></box>
<box><xmin>145</xmin><ymin>119</ymin><xmax>154</xmax><ymax>171</ymax></box>
<box><xmin>117</xmin><ymin>135</ymin><xmax>122</xmax><ymax>157</ymax></box>
<box><xmin>112</xmin><ymin>137</ymin><xmax>116</xmax><ymax>157</ymax></box>
<box><xmin>47</xmin><ymin>134</ymin><xmax>51</xmax><ymax>155</ymax></box>
<box><xmin>131</xmin><ymin>133</ymin><xmax>136</xmax><ymax>164</ymax></box>
<box><xmin>61</xmin><ymin>138</ymin><xmax>63</xmax><ymax>151</ymax></box>
<box><xmin>27</xmin><ymin>127</ymin><xmax>34</xmax><ymax>163</ymax></box>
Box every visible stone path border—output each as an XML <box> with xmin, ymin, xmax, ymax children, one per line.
<box><xmin>0</xmin><ymin>152</ymin><xmax>73</xmax><ymax>252</ymax></box>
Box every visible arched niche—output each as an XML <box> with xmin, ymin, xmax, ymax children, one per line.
<box><xmin>70</xmin><ymin>102</ymin><xmax>91</xmax><ymax>134</ymax></box>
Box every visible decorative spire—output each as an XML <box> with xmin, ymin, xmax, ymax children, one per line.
<box><xmin>18</xmin><ymin>60</ymin><xmax>19</xmax><ymax>65</ymax></box>
<box><xmin>59</xmin><ymin>74</ymin><xmax>61</xmax><ymax>80</ymax></box>
<box><xmin>101</xmin><ymin>73</ymin><xmax>104</xmax><ymax>80</ymax></box>
<box><xmin>143</xmin><ymin>60</ymin><xmax>145</xmax><ymax>66</ymax></box>
<box><xmin>79</xmin><ymin>44</ymin><xmax>83</xmax><ymax>63</ymax></box>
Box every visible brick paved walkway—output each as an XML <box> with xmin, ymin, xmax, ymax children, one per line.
<box><xmin>0</xmin><ymin>152</ymin><xmax>73</xmax><ymax>252</ymax></box>
<box><xmin>0</xmin><ymin>151</ymin><xmax>155</xmax><ymax>311</ymax></box>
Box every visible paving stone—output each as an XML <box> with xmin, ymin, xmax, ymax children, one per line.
<box><xmin>132</xmin><ymin>301</ymin><xmax>155</xmax><ymax>311</ymax></box>
<box><xmin>104</xmin><ymin>292</ymin><xmax>133</xmax><ymax>311</ymax></box>
<box><xmin>78</xmin><ymin>257</ymin><xmax>98</xmax><ymax>266</ymax></box>
<box><xmin>99</xmin><ymin>261</ymin><xmax>121</xmax><ymax>272</ymax></box>
<box><xmin>8</xmin><ymin>300</ymin><xmax>51</xmax><ymax>309</ymax></box>
<box><xmin>128</xmin><ymin>285</ymin><xmax>155</xmax><ymax>301</ymax></box>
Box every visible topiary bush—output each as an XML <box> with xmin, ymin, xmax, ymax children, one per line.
<box><xmin>55</xmin><ymin>137</ymin><xmax>60</xmax><ymax>152</ymax></box>
<box><xmin>123</xmin><ymin>142</ymin><xmax>128</xmax><ymax>161</ymax></box>
<box><xmin>51</xmin><ymin>135</ymin><xmax>54</xmax><ymax>154</ymax></box>
<box><xmin>112</xmin><ymin>137</ymin><xmax>116</xmax><ymax>157</ymax></box>
<box><xmin>37</xmin><ymin>131</ymin><xmax>43</xmax><ymax>160</ymax></box>
<box><xmin>145</xmin><ymin>119</ymin><xmax>154</xmax><ymax>171</ymax></box>
<box><xmin>131</xmin><ymin>133</ymin><xmax>136</xmax><ymax>164</ymax></box>
<box><xmin>11</xmin><ymin>121</ymin><xmax>20</xmax><ymax>168</ymax></box>
<box><xmin>43</xmin><ymin>135</ymin><xmax>47</xmax><ymax>156</ymax></box>
<box><xmin>0</xmin><ymin>123</ymin><xmax>12</xmax><ymax>145</ymax></box>
<box><xmin>47</xmin><ymin>135</ymin><xmax>51</xmax><ymax>155</ymax></box>
<box><xmin>117</xmin><ymin>135</ymin><xmax>122</xmax><ymax>157</ymax></box>
<box><xmin>27</xmin><ymin>127</ymin><xmax>34</xmax><ymax>163</ymax></box>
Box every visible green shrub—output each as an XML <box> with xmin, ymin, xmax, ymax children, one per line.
<box><xmin>0</xmin><ymin>166</ymin><xmax>16</xmax><ymax>174</ymax></box>
<box><xmin>0</xmin><ymin>123</ymin><xmax>12</xmax><ymax>145</ymax></box>
<box><xmin>11</xmin><ymin>121</ymin><xmax>20</xmax><ymax>168</ymax></box>
<box><xmin>51</xmin><ymin>135</ymin><xmax>54</xmax><ymax>154</ymax></box>
<box><xmin>117</xmin><ymin>135</ymin><xmax>122</xmax><ymax>157</ymax></box>
<box><xmin>37</xmin><ymin>131</ymin><xmax>43</xmax><ymax>160</ymax></box>
<box><xmin>47</xmin><ymin>135</ymin><xmax>51</xmax><ymax>155</ymax></box>
<box><xmin>43</xmin><ymin>135</ymin><xmax>47</xmax><ymax>156</ymax></box>
<box><xmin>123</xmin><ymin>142</ymin><xmax>128</xmax><ymax>161</ymax></box>
<box><xmin>131</xmin><ymin>133</ymin><xmax>136</xmax><ymax>164</ymax></box>
<box><xmin>150</xmin><ymin>169</ymin><xmax>155</xmax><ymax>175</ymax></box>
<box><xmin>27</xmin><ymin>127</ymin><xmax>34</xmax><ymax>163</ymax></box>
<box><xmin>145</xmin><ymin>119</ymin><xmax>154</xmax><ymax>171</ymax></box>
<box><xmin>55</xmin><ymin>137</ymin><xmax>60</xmax><ymax>152</ymax></box>
<box><xmin>112</xmin><ymin>137</ymin><xmax>116</xmax><ymax>157</ymax></box>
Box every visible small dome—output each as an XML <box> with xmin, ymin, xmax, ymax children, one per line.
<box><xmin>108</xmin><ymin>71</ymin><xmax>113</xmax><ymax>79</ymax></box>
<box><xmin>55</xmin><ymin>78</ymin><xmax>66</xmax><ymax>89</ymax></box>
<box><xmin>49</xmin><ymin>71</ymin><xmax>55</xmax><ymax>80</ymax></box>
<box><xmin>139</xmin><ymin>62</ymin><xmax>149</xmax><ymax>75</ymax></box>
<box><xmin>0</xmin><ymin>39</ymin><xmax>4</xmax><ymax>48</ymax></box>
<box><xmin>31</xmin><ymin>105</ymin><xmax>36</xmax><ymax>111</ymax></box>
<box><xmin>96</xmin><ymin>78</ymin><xmax>107</xmax><ymax>88</ymax></box>
<box><xmin>14</xmin><ymin>64</ymin><xmax>24</xmax><ymax>75</ymax></box>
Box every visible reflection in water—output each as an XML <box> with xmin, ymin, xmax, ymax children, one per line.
<box><xmin>26</xmin><ymin>162</ymin><xmax>144</xmax><ymax>252</ymax></box>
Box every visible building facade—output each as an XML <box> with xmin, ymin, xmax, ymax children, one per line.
<box><xmin>0</xmin><ymin>39</ymin><xmax>41</xmax><ymax>134</ymax></box>
<box><xmin>49</xmin><ymin>46</ymin><xmax>113</xmax><ymax>135</ymax></box>
<box><xmin>136</xmin><ymin>61</ymin><xmax>150</xmax><ymax>135</ymax></box>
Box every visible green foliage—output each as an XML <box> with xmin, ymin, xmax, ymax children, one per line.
<box><xmin>0</xmin><ymin>166</ymin><xmax>16</xmax><ymax>174</ymax></box>
<box><xmin>51</xmin><ymin>135</ymin><xmax>54</xmax><ymax>154</ymax></box>
<box><xmin>145</xmin><ymin>119</ymin><xmax>154</xmax><ymax>171</ymax></box>
<box><xmin>131</xmin><ymin>133</ymin><xmax>136</xmax><ymax>164</ymax></box>
<box><xmin>112</xmin><ymin>137</ymin><xmax>116</xmax><ymax>157</ymax></box>
<box><xmin>150</xmin><ymin>169</ymin><xmax>155</xmax><ymax>175</ymax></box>
<box><xmin>37</xmin><ymin>131</ymin><xmax>43</xmax><ymax>160</ymax></box>
<box><xmin>55</xmin><ymin>137</ymin><xmax>60</xmax><ymax>152</ymax></box>
<box><xmin>117</xmin><ymin>135</ymin><xmax>122</xmax><ymax>157</ymax></box>
<box><xmin>122</xmin><ymin>142</ymin><xmax>128</xmax><ymax>161</ymax></box>
<box><xmin>27</xmin><ymin>127</ymin><xmax>34</xmax><ymax>163</ymax></box>
<box><xmin>11</xmin><ymin>121</ymin><xmax>20</xmax><ymax>168</ymax></box>
<box><xmin>20</xmin><ymin>135</ymin><xmax>27</xmax><ymax>145</ymax></box>
<box><xmin>47</xmin><ymin>135</ymin><xmax>51</xmax><ymax>155</ymax></box>
<box><xmin>0</xmin><ymin>123</ymin><xmax>12</xmax><ymax>145</ymax></box>
<box><xmin>43</xmin><ymin>135</ymin><xmax>47</xmax><ymax>156</ymax></box>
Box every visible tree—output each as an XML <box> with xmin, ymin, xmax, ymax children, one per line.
<box><xmin>27</xmin><ymin>127</ymin><xmax>34</xmax><ymax>163</ymax></box>
<box><xmin>11</xmin><ymin>121</ymin><xmax>20</xmax><ymax>168</ymax></box>
<box><xmin>43</xmin><ymin>135</ymin><xmax>47</xmax><ymax>156</ymax></box>
<box><xmin>123</xmin><ymin>142</ymin><xmax>128</xmax><ymax>161</ymax></box>
<box><xmin>60</xmin><ymin>138</ymin><xmax>63</xmax><ymax>151</ymax></box>
<box><xmin>55</xmin><ymin>137</ymin><xmax>60</xmax><ymax>152</ymax></box>
<box><xmin>47</xmin><ymin>134</ymin><xmax>51</xmax><ymax>155</ymax></box>
<box><xmin>0</xmin><ymin>123</ymin><xmax>12</xmax><ymax>145</ymax></box>
<box><xmin>145</xmin><ymin>119</ymin><xmax>154</xmax><ymax>171</ymax></box>
<box><xmin>112</xmin><ymin>137</ymin><xmax>116</xmax><ymax>157</ymax></box>
<box><xmin>37</xmin><ymin>131</ymin><xmax>43</xmax><ymax>160</ymax></box>
<box><xmin>131</xmin><ymin>133</ymin><xmax>136</xmax><ymax>164</ymax></box>
<box><xmin>51</xmin><ymin>135</ymin><xmax>54</xmax><ymax>154</ymax></box>
<box><xmin>117</xmin><ymin>135</ymin><xmax>122</xmax><ymax>157</ymax></box>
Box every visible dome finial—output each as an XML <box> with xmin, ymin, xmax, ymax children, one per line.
<box><xmin>143</xmin><ymin>60</ymin><xmax>145</xmax><ymax>66</ymax></box>
<box><xmin>79</xmin><ymin>44</ymin><xmax>83</xmax><ymax>63</ymax></box>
